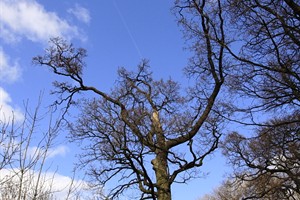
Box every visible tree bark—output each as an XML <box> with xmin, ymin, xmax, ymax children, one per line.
<box><xmin>152</xmin><ymin>151</ymin><xmax>171</xmax><ymax>200</ymax></box>
<box><xmin>151</xmin><ymin>110</ymin><xmax>171</xmax><ymax>200</ymax></box>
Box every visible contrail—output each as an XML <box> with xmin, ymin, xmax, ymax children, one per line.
<box><xmin>112</xmin><ymin>0</ymin><xmax>143</xmax><ymax>59</ymax></box>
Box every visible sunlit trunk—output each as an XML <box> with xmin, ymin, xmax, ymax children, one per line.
<box><xmin>151</xmin><ymin>110</ymin><xmax>171</xmax><ymax>200</ymax></box>
<box><xmin>152</xmin><ymin>151</ymin><xmax>171</xmax><ymax>200</ymax></box>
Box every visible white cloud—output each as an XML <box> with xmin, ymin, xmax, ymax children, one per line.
<box><xmin>0</xmin><ymin>0</ymin><xmax>80</xmax><ymax>43</ymax></box>
<box><xmin>68</xmin><ymin>4</ymin><xmax>91</xmax><ymax>24</ymax></box>
<box><xmin>26</xmin><ymin>145</ymin><xmax>69</xmax><ymax>162</ymax></box>
<box><xmin>0</xmin><ymin>48</ymin><xmax>21</xmax><ymax>83</ymax></box>
<box><xmin>0</xmin><ymin>87</ymin><xmax>24</xmax><ymax>123</ymax></box>
<box><xmin>48</xmin><ymin>145</ymin><xmax>69</xmax><ymax>158</ymax></box>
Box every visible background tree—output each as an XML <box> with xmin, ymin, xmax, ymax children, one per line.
<box><xmin>0</xmin><ymin>99</ymin><xmax>91</xmax><ymax>200</ymax></box>
<box><xmin>223</xmin><ymin>113</ymin><xmax>300</xmax><ymax>199</ymax></box>
<box><xmin>198</xmin><ymin>179</ymin><xmax>247</xmax><ymax>200</ymax></box>
<box><xmin>175</xmin><ymin>0</ymin><xmax>300</xmax><ymax>199</ymax></box>
<box><xmin>0</xmin><ymin>99</ymin><xmax>57</xmax><ymax>200</ymax></box>
<box><xmin>222</xmin><ymin>1</ymin><xmax>300</xmax><ymax>198</ymax></box>
<box><xmin>199</xmin><ymin>173</ymin><xmax>300</xmax><ymax>200</ymax></box>
<box><xmin>33</xmin><ymin>2</ymin><xmax>227</xmax><ymax>197</ymax></box>
<box><xmin>176</xmin><ymin>0</ymin><xmax>299</xmax><ymax>117</ymax></box>
<box><xmin>225</xmin><ymin>0</ymin><xmax>300</xmax><ymax>115</ymax></box>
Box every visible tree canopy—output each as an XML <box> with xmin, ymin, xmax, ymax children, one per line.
<box><xmin>34</xmin><ymin>31</ymin><xmax>225</xmax><ymax>199</ymax></box>
<box><xmin>34</xmin><ymin>0</ymin><xmax>300</xmax><ymax>199</ymax></box>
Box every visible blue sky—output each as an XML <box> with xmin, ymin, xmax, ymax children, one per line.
<box><xmin>0</xmin><ymin>0</ymin><xmax>230</xmax><ymax>199</ymax></box>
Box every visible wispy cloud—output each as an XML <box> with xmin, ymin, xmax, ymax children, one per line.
<box><xmin>48</xmin><ymin>145</ymin><xmax>69</xmax><ymax>158</ymax></box>
<box><xmin>0</xmin><ymin>48</ymin><xmax>21</xmax><ymax>83</ymax></box>
<box><xmin>0</xmin><ymin>0</ymin><xmax>80</xmax><ymax>43</ymax></box>
<box><xmin>26</xmin><ymin>145</ymin><xmax>70</xmax><ymax>161</ymax></box>
<box><xmin>68</xmin><ymin>4</ymin><xmax>91</xmax><ymax>24</ymax></box>
<box><xmin>0</xmin><ymin>87</ymin><xmax>24</xmax><ymax>123</ymax></box>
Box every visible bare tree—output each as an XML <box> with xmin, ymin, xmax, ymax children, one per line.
<box><xmin>0</xmin><ymin>99</ymin><xmax>58</xmax><ymax>200</ymax></box>
<box><xmin>218</xmin><ymin>1</ymin><xmax>300</xmax><ymax>199</ymax></box>
<box><xmin>224</xmin><ymin>0</ymin><xmax>300</xmax><ymax>116</ymax></box>
<box><xmin>0</xmin><ymin>115</ymin><xmax>19</xmax><ymax>171</ymax></box>
<box><xmin>216</xmin><ymin>2</ymin><xmax>300</xmax><ymax>199</ymax></box>
<box><xmin>175</xmin><ymin>0</ymin><xmax>299</xmax><ymax>118</ymax></box>
<box><xmin>31</xmin><ymin>1</ymin><xmax>300</xmax><ymax>199</ymax></box>
<box><xmin>173</xmin><ymin>0</ymin><xmax>300</xmax><ymax>199</ymax></box>
<box><xmin>199</xmin><ymin>174</ymin><xmax>300</xmax><ymax>200</ymax></box>
<box><xmin>0</xmin><ymin>98</ymin><xmax>92</xmax><ymax>200</ymax></box>
<box><xmin>198</xmin><ymin>179</ymin><xmax>247</xmax><ymax>200</ymax></box>
<box><xmin>222</xmin><ymin>113</ymin><xmax>300</xmax><ymax>199</ymax></box>
<box><xmin>33</xmin><ymin>3</ymin><xmax>227</xmax><ymax>197</ymax></box>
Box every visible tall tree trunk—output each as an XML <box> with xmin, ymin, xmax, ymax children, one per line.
<box><xmin>151</xmin><ymin>110</ymin><xmax>171</xmax><ymax>200</ymax></box>
<box><xmin>152</xmin><ymin>151</ymin><xmax>171</xmax><ymax>200</ymax></box>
